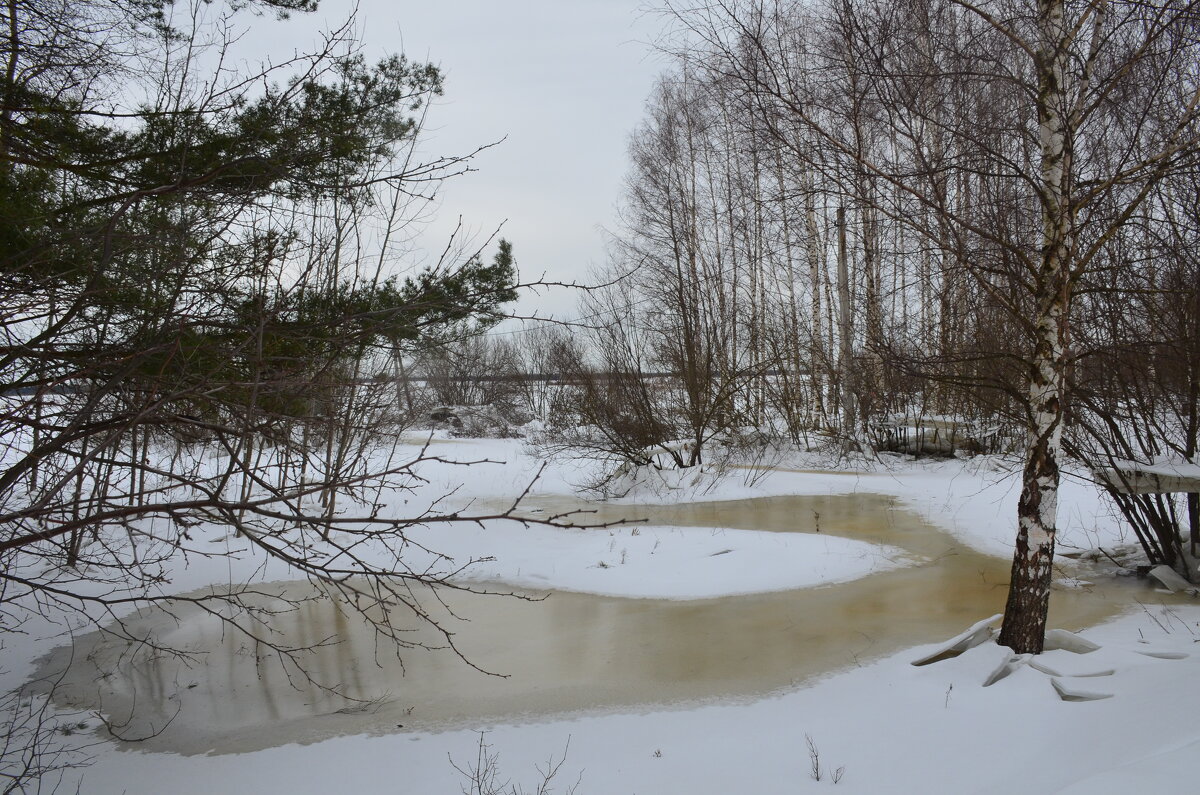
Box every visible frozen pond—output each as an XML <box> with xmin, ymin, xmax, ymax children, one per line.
<box><xmin>33</xmin><ymin>493</ymin><xmax>1165</xmax><ymax>755</ymax></box>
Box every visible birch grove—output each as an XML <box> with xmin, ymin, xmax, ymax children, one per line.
<box><xmin>570</xmin><ymin>0</ymin><xmax>1200</xmax><ymax>652</ymax></box>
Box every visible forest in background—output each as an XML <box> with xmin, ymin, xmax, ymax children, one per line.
<box><xmin>425</xmin><ymin>3</ymin><xmax>1200</xmax><ymax>622</ymax></box>
<box><xmin>5</xmin><ymin>2</ymin><xmax>1200</xmax><ymax>786</ymax></box>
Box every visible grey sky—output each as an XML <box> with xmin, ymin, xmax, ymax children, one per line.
<box><xmin>260</xmin><ymin>0</ymin><xmax>665</xmax><ymax>321</ymax></box>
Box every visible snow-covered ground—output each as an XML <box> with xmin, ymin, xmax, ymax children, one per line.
<box><xmin>9</xmin><ymin>435</ymin><xmax>1198</xmax><ymax>793</ymax></box>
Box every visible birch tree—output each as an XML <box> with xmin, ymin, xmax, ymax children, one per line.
<box><xmin>949</xmin><ymin>0</ymin><xmax>1200</xmax><ymax>652</ymax></box>
<box><xmin>659</xmin><ymin>0</ymin><xmax>1200</xmax><ymax>653</ymax></box>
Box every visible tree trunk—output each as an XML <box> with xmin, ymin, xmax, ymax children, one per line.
<box><xmin>999</xmin><ymin>0</ymin><xmax>1072</xmax><ymax>654</ymax></box>
<box><xmin>836</xmin><ymin>205</ymin><xmax>856</xmax><ymax>446</ymax></box>
<box><xmin>998</xmin><ymin>342</ymin><xmax>1064</xmax><ymax>653</ymax></box>
<box><xmin>805</xmin><ymin>172</ymin><xmax>826</xmax><ymax>421</ymax></box>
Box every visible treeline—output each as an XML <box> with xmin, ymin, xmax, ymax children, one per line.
<box><xmin>525</xmin><ymin>0</ymin><xmax>1200</xmax><ymax>644</ymax></box>
<box><xmin>569</xmin><ymin>0</ymin><xmax>1200</xmax><ymax>591</ymax></box>
<box><xmin>553</xmin><ymin>1</ymin><xmax>1191</xmax><ymax>465</ymax></box>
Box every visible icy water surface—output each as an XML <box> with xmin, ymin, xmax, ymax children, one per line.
<box><xmin>34</xmin><ymin>493</ymin><xmax>1170</xmax><ymax>754</ymax></box>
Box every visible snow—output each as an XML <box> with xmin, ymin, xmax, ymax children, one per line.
<box><xmin>910</xmin><ymin>613</ymin><xmax>1000</xmax><ymax>665</ymax></box>
<box><xmin>1106</xmin><ymin>458</ymin><xmax>1200</xmax><ymax>480</ymax></box>
<box><xmin>1147</xmin><ymin>564</ymin><xmax>1199</xmax><ymax>595</ymax></box>
<box><xmin>8</xmin><ymin>436</ymin><xmax>1200</xmax><ymax>793</ymax></box>
<box><xmin>415</xmin><ymin>521</ymin><xmax>909</xmax><ymax>600</ymax></box>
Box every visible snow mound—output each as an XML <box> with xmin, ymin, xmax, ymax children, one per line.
<box><xmin>1044</xmin><ymin>629</ymin><xmax>1101</xmax><ymax>654</ymax></box>
<box><xmin>440</xmin><ymin>523</ymin><xmax>911</xmax><ymax>600</ymax></box>
<box><xmin>1051</xmin><ymin>678</ymin><xmax>1113</xmax><ymax>702</ymax></box>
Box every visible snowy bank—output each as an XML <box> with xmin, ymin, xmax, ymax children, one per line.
<box><xmin>406</xmin><ymin>437</ymin><xmax>1135</xmax><ymax>561</ymax></box>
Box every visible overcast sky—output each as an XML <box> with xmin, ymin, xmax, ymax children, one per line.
<box><xmin>254</xmin><ymin>0</ymin><xmax>666</xmax><ymax>321</ymax></box>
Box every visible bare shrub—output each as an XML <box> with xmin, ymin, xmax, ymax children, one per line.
<box><xmin>450</xmin><ymin>732</ymin><xmax>581</xmax><ymax>795</ymax></box>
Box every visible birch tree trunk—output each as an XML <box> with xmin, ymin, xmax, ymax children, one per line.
<box><xmin>998</xmin><ymin>0</ymin><xmax>1073</xmax><ymax>654</ymax></box>
<box><xmin>805</xmin><ymin>174</ymin><xmax>826</xmax><ymax>421</ymax></box>
<box><xmin>836</xmin><ymin>205</ymin><xmax>856</xmax><ymax>446</ymax></box>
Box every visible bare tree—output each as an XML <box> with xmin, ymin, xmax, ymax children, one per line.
<box><xmin>1067</xmin><ymin>177</ymin><xmax>1200</xmax><ymax>577</ymax></box>
<box><xmin>654</xmin><ymin>0</ymin><xmax>1200</xmax><ymax>652</ymax></box>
